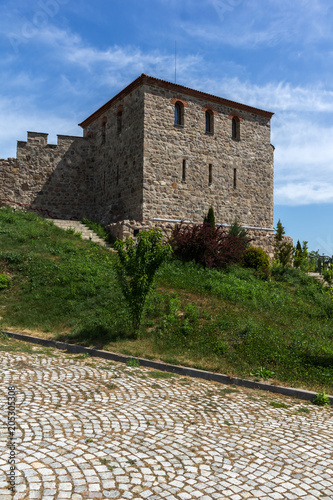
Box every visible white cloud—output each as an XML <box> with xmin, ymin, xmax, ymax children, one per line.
<box><xmin>275</xmin><ymin>182</ymin><xmax>333</xmax><ymax>206</ymax></box>
<box><xmin>187</xmin><ymin>0</ymin><xmax>333</xmax><ymax>48</ymax></box>
<box><xmin>0</xmin><ymin>95</ymin><xmax>81</xmax><ymax>159</ymax></box>
<box><xmin>194</xmin><ymin>77</ymin><xmax>333</xmax><ymax>114</ymax></box>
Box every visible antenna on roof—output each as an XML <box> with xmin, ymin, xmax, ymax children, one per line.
<box><xmin>175</xmin><ymin>40</ymin><xmax>177</xmax><ymax>83</ymax></box>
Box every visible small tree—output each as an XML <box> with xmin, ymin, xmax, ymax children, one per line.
<box><xmin>294</xmin><ymin>240</ymin><xmax>302</xmax><ymax>268</ymax></box>
<box><xmin>228</xmin><ymin>219</ymin><xmax>248</xmax><ymax>239</ymax></box>
<box><xmin>294</xmin><ymin>240</ymin><xmax>309</xmax><ymax>270</ymax></box>
<box><xmin>114</xmin><ymin>229</ymin><xmax>171</xmax><ymax>334</ymax></box>
<box><xmin>274</xmin><ymin>219</ymin><xmax>293</xmax><ymax>266</ymax></box>
<box><xmin>204</xmin><ymin>206</ymin><xmax>215</xmax><ymax>229</ymax></box>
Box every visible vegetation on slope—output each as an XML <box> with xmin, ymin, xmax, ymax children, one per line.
<box><xmin>0</xmin><ymin>207</ymin><xmax>333</xmax><ymax>393</ymax></box>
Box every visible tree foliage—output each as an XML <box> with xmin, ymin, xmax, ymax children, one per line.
<box><xmin>228</xmin><ymin>219</ymin><xmax>248</xmax><ymax>239</ymax></box>
<box><xmin>274</xmin><ymin>219</ymin><xmax>293</xmax><ymax>267</ymax></box>
<box><xmin>114</xmin><ymin>230</ymin><xmax>171</xmax><ymax>333</ymax></box>
<box><xmin>203</xmin><ymin>206</ymin><xmax>215</xmax><ymax>229</ymax></box>
<box><xmin>170</xmin><ymin>223</ymin><xmax>249</xmax><ymax>269</ymax></box>
<box><xmin>294</xmin><ymin>240</ymin><xmax>310</xmax><ymax>270</ymax></box>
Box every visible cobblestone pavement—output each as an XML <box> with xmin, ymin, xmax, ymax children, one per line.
<box><xmin>1</xmin><ymin>348</ymin><xmax>333</xmax><ymax>500</ymax></box>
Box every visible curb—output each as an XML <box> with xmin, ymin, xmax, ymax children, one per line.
<box><xmin>3</xmin><ymin>330</ymin><xmax>332</xmax><ymax>405</ymax></box>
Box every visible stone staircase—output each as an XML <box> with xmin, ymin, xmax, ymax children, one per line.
<box><xmin>48</xmin><ymin>219</ymin><xmax>114</xmax><ymax>249</ymax></box>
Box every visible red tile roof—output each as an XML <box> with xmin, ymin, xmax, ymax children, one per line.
<box><xmin>78</xmin><ymin>73</ymin><xmax>273</xmax><ymax>128</ymax></box>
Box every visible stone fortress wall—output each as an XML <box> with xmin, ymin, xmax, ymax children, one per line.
<box><xmin>0</xmin><ymin>132</ymin><xmax>93</xmax><ymax>219</ymax></box>
<box><xmin>141</xmin><ymin>83</ymin><xmax>274</xmax><ymax>228</ymax></box>
<box><xmin>0</xmin><ymin>74</ymin><xmax>288</xmax><ymax>257</ymax></box>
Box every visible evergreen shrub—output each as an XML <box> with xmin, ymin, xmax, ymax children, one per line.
<box><xmin>242</xmin><ymin>246</ymin><xmax>270</xmax><ymax>272</ymax></box>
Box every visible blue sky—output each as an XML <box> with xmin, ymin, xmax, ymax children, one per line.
<box><xmin>0</xmin><ymin>0</ymin><xmax>333</xmax><ymax>254</ymax></box>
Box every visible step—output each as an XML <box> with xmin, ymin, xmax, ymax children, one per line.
<box><xmin>46</xmin><ymin>219</ymin><xmax>115</xmax><ymax>250</ymax></box>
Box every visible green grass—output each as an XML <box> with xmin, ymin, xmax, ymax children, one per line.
<box><xmin>1</xmin><ymin>207</ymin><xmax>333</xmax><ymax>395</ymax></box>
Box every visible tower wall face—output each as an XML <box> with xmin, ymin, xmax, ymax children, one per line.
<box><xmin>83</xmin><ymin>86</ymin><xmax>145</xmax><ymax>224</ymax></box>
<box><xmin>142</xmin><ymin>84</ymin><xmax>274</xmax><ymax>229</ymax></box>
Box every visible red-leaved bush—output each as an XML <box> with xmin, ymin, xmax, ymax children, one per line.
<box><xmin>170</xmin><ymin>223</ymin><xmax>250</xmax><ymax>269</ymax></box>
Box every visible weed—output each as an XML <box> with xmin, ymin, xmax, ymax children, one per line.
<box><xmin>85</xmin><ymin>437</ymin><xmax>93</xmax><ymax>443</ymax></box>
<box><xmin>220</xmin><ymin>388</ymin><xmax>239</xmax><ymax>395</ymax></box>
<box><xmin>126</xmin><ymin>358</ymin><xmax>140</xmax><ymax>367</ymax></box>
<box><xmin>250</xmin><ymin>367</ymin><xmax>275</xmax><ymax>380</ymax></box>
<box><xmin>105</xmin><ymin>383</ymin><xmax>117</xmax><ymax>390</ymax></box>
<box><xmin>312</xmin><ymin>390</ymin><xmax>330</xmax><ymax>406</ymax></box>
<box><xmin>75</xmin><ymin>353</ymin><xmax>91</xmax><ymax>360</ymax></box>
<box><xmin>269</xmin><ymin>401</ymin><xmax>288</xmax><ymax>409</ymax></box>
<box><xmin>296</xmin><ymin>407</ymin><xmax>311</xmax><ymax>414</ymax></box>
<box><xmin>149</xmin><ymin>371</ymin><xmax>176</xmax><ymax>379</ymax></box>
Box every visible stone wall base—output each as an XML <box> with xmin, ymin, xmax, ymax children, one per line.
<box><xmin>106</xmin><ymin>219</ymin><xmax>293</xmax><ymax>261</ymax></box>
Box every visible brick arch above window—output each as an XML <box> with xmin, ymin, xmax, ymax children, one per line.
<box><xmin>100</xmin><ymin>116</ymin><xmax>108</xmax><ymax>125</ymax></box>
<box><xmin>201</xmin><ymin>106</ymin><xmax>218</xmax><ymax>115</ymax></box>
<box><xmin>228</xmin><ymin>112</ymin><xmax>244</xmax><ymax>122</ymax></box>
<box><xmin>170</xmin><ymin>97</ymin><xmax>189</xmax><ymax>107</ymax></box>
<box><xmin>229</xmin><ymin>113</ymin><xmax>243</xmax><ymax>140</ymax></box>
<box><xmin>116</xmin><ymin>104</ymin><xmax>124</xmax><ymax>116</ymax></box>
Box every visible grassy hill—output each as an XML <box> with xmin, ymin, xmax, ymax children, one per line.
<box><xmin>0</xmin><ymin>206</ymin><xmax>333</xmax><ymax>393</ymax></box>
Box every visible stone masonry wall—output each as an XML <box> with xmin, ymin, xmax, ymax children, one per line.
<box><xmin>0</xmin><ymin>157</ymin><xmax>18</xmax><ymax>202</ymax></box>
<box><xmin>142</xmin><ymin>84</ymin><xmax>274</xmax><ymax>229</ymax></box>
<box><xmin>0</xmin><ymin>132</ymin><xmax>94</xmax><ymax>219</ymax></box>
<box><xmin>82</xmin><ymin>86</ymin><xmax>145</xmax><ymax>225</ymax></box>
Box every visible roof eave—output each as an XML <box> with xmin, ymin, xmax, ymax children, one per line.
<box><xmin>78</xmin><ymin>73</ymin><xmax>273</xmax><ymax>129</ymax></box>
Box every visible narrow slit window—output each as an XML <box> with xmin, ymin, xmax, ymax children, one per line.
<box><xmin>101</xmin><ymin>121</ymin><xmax>106</xmax><ymax>144</ymax></box>
<box><xmin>117</xmin><ymin>111</ymin><xmax>123</xmax><ymax>134</ymax></box>
<box><xmin>233</xmin><ymin>168</ymin><xmax>237</xmax><ymax>189</ymax></box>
<box><xmin>209</xmin><ymin>164</ymin><xmax>213</xmax><ymax>185</ymax></box>
<box><xmin>182</xmin><ymin>159</ymin><xmax>186</xmax><ymax>182</ymax></box>
<box><xmin>116</xmin><ymin>166</ymin><xmax>119</xmax><ymax>185</ymax></box>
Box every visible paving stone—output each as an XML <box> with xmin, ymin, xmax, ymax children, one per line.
<box><xmin>0</xmin><ymin>350</ymin><xmax>332</xmax><ymax>499</ymax></box>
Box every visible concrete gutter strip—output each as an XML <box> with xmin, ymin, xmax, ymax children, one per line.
<box><xmin>3</xmin><ymin>330</ymin><xmax>332</xmax><ymax>405</ymax></box>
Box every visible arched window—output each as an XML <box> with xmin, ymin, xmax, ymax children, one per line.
<box><xmin>174</xmin><ymin>102</ymin><xmax>183</xmax><ymax>126</ymax></box>
<box><xmin>205</xmin><ymin>110</ymin><xmax>213</xmax><ymax>133</ymax></box>
<box><xmin>232</xmin><ymin>117</ymin><xmax>240</xmax><ymax>140</ymax></box>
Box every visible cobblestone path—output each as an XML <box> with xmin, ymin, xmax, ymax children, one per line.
<box><xmin>1</xmin><ymin>348</ymin><xmax>333</xmax><ymax>500</ymax></box>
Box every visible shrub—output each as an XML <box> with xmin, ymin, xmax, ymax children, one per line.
<box><xmin>0</xmin><ymin>274</ymin><xmax>10</xmax><ymax>289</ymax></box>
<box><xmin>114</xmin><ymin>229</ymin><xmax>171</xmax><ymax>333</ymax></box>
<box><xmin>170</xmin><ymin>223</ymin><xmax>249</xmax><ymax>269</ymax></box>
<box><xmin>242</xmin><ymin>247</ymin><xmax>270</xmax><ymax>272</ymax></box>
